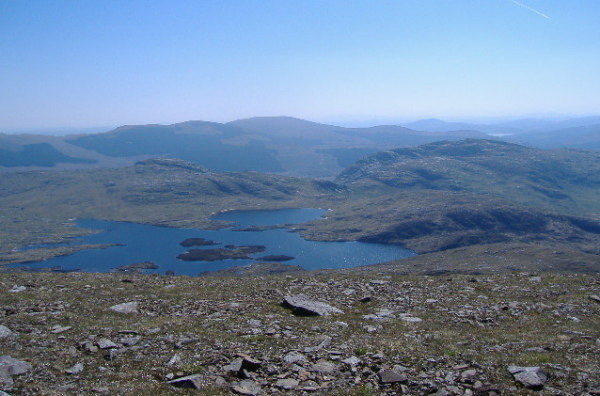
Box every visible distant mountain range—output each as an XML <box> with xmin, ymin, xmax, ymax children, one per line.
<box><xmin>1</xmin><ymin>115</ymin><xmax>599</xmax><ymax>176</ymax></box>
<box><xmin>0</xmin><ymin>117</ymin><xmax>486</xmax><ymax>177</ymax></box>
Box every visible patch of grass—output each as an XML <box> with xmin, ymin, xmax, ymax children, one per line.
<box><xmin>516</xmin><ymin>352</ymin><xmax>553</xmax><ymax>366</ymax></box>
<box><xmin>354</xmin><ymin>347</ymin><xmax>368</xmax><ymax>356</ymax></box>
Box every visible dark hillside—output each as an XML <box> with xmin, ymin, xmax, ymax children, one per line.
<box><xmin>0</xmin><ymin>142</ymin><xmax>96</xmax><ymax>167</ymax></box>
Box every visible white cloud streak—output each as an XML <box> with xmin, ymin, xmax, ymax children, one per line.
<box><xmin>510</xmin><ymin>0</ymin><xmax>550</xmax><ymax>19</ymax></box>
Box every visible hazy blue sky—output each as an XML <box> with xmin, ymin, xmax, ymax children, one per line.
<box><xmin>1</xmin><ymin>0</ymin><xmax>599</xmax><ymax>130</ymax></box>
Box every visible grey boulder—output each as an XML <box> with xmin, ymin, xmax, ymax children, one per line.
<box><xmin>508</xmin><ymin>365</ymin><xmax>547</xmax><ymax>389</ymax></box>
<box><xmin>0</xmin><ymin>355</ymin><xmax>32</xmax><ymax>386</ymax></box>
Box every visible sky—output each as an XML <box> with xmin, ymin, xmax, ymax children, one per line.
<box><xmin>1</xmin><ymin>0</ymin><xmax>599</xmax><ymax>131</ymax></box>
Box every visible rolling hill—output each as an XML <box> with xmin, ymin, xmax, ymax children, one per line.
<box><xmin>336</xmin><ymin>139</ymin><xmax>600</xmax><ymax>215</ymax></box>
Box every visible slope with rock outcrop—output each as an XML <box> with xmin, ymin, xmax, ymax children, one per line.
<box><xmin>289</xmin><ymin>140</ymin><xmax>600</xmax><ymax>261</ymax></box>
<box><xmin>336</xmin><ymin>139</ymin><xmax>600</xmax><ymax>215</ymax></box>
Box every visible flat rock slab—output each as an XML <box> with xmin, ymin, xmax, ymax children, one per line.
<box><xmin>310</xmin><ymin>361</ymin><xmax>337</xmax><ymax>374</ymax></box>
<box><xmin>508</xmin><ymin>366</ymin><xmax>547</xmax><ymax>389</ymax></box>
<box><xmin>282</xmin><ymin>294</ymin><xmax>343</xmax><ymax>316</ymax></box>
<box><xmin>96</xmin><ymin>338</ymin><xmax>118</xmax><ymax>349</ymax></box>
<box><xmin>378</xmin><ymin>369</ymin><xmax>408</xmax><ymax>383</ymax></box>
<box><xmin>0</xmin><ymin>355</ymin><xmax>32</xmax><ymax>386</ymax></box>
<box><xmin>166</xmin><ymin>374</ymin><xmax>203</xmax><ymax>389</ymax></box>
<box><xmin>50</xmin><ymin>325</ymin><xmax>72</xmax><ymax>334</ymax></box>
<box><xmin>275</xmin><ymin>378</ymin><xmax>299</xmax><ymax>390</ymax></box>
<box><xmin>109</xmin><ymin>302</ymin><xmax>139</xmax><ymax>314</ymax></box>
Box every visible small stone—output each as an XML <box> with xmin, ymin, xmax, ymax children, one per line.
<box><xmin>461</xmin><ymin>369</ymin><xmax>477</xmax><ymax>380</ymax></box>
<box><xmin>0</xmin><ymin>325</ymin><xmax>15</xmax><ymax>339</ymax></box>
<box><xmin>342</xmin><ymin>356</ymin><xmax>361</xmax><ymax>367</ymax></box>
<box><xmin>65</xmin><ymin>362</ymin><xmax>84</xmax><ymax>375</ymax></box>
<box><xmin>167</xmin><ymin>354</ymin><xmax>181</xmax><ymax>366</ymax></box>
<box><xmin>238</xmin><ymin>354</ymin><xmax>262</xmax><ymax>371</ymax></box>
<box><xmin>401</xmin><ymin>316</ymin><xmax>423</xmax><ymax>323</ymax></box>
<box><xmin>232</xmin><ymin>379</ymin><xmax>262</xmax><ymax>395</ymax></box>
<box><xmin>311</xmin><ymin>361</ymin><xmax>337</xmax><ymax>374</ymax></box>
<box><xmin>51</xmin><ymin>325</ymin><xmax>72</xmax><ymax>334</ymax></box>
<box><xmin>525</xmin><ymin>347</ymin><xmax>546</xmax><ymax>353</ymax></box>
<box><xmin>589</xmin><ymin>295</ymin><xmax>600</xmax><ymax>303</ymax></box>
<box><xmin>335</xmin><ymin>321</ymin><xmax>349</xmax><ymax>328</ymax></box>
<box><xmin>508</xmin><ymin>366</ymin><xmax>547</xmax><ymax>390</ymax></box>
<box><xmin>283</xmin><ymin>351</ymin><xmax>306</xmax><ymax>364</ymax></box>
<box><xmin>223</xmin><ymin>358</ymin><xmax>243</xmax><ymax>373</ymax></box>
<box><xmin>9</xmin><ymin>285</ymin><xmax>26</xmax><ymax>293</ymax></box>
<box><xmin>96</xmin><ymin>338</ymin><xmax>118</xmax><ymax>349</ymax></box>
<box><xmin>300</xmin><ymin>380</ymin><xmax>320</xmax><ymax>391</ymax></box>
<box><xmin>275</xmin><ymin>378</ymin><xmax>299</xmax><ymax>390</ymax></box>
<box><xmin>378</xmin><ymin>369</ymin><xmax>408</xmax><ymax>383</ymax></box>
<box><xmin>109</xmin><ymin>302</ymin><xmax>138</xmax><ymax>314</ymax></box>
<box><xmin>79</xmin><ymin>341</ymin><xmax>98</xmax><ymax>354</ymax></box>
<box><xmin>166</xmin><ymin>374</ymin><xmax>203</xmax><ymax>389</ymax></box>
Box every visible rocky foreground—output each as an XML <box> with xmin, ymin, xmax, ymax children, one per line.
<box><xmin>1</xmin><ymin>271</ymin><xmax>599</xmax><ymax>395</ymax></box>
